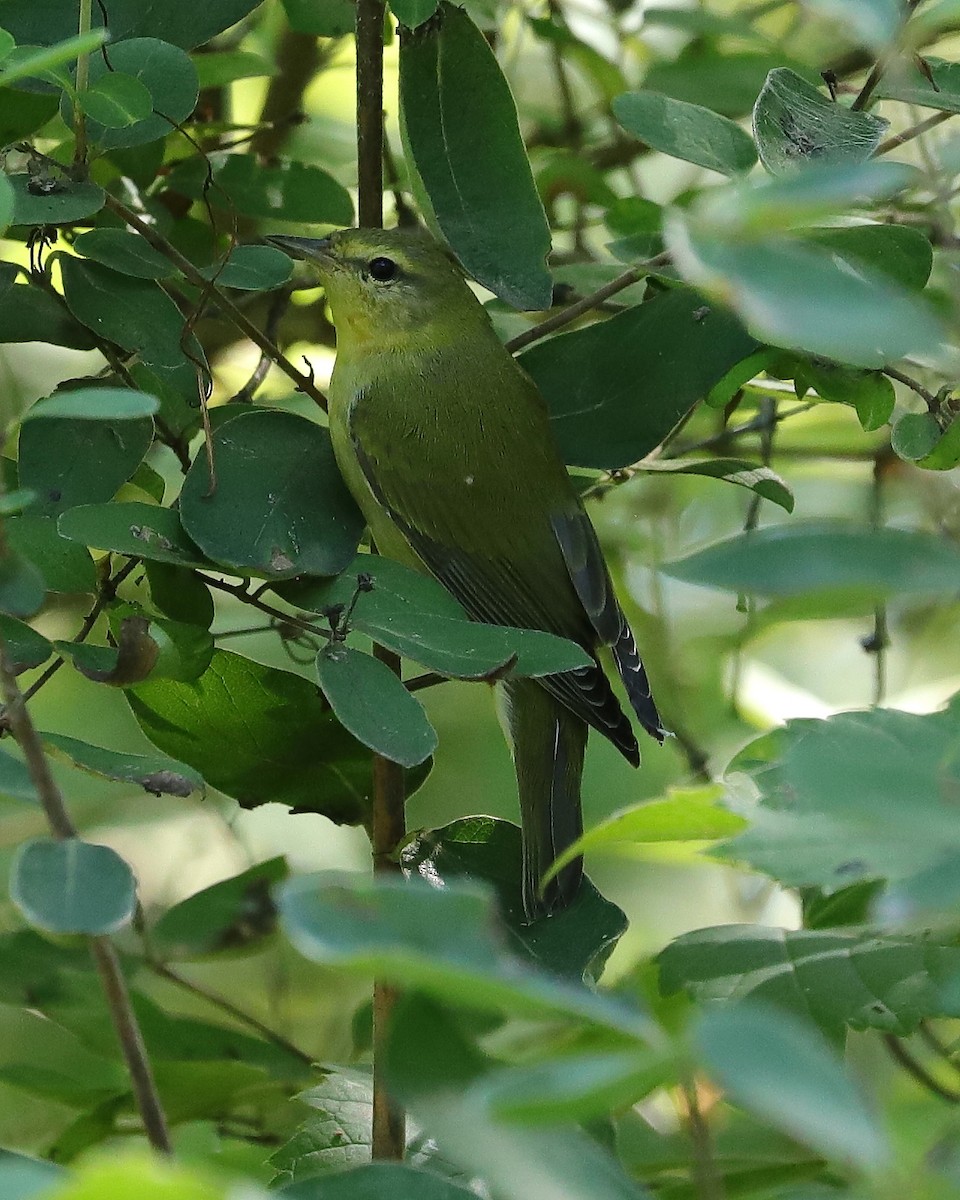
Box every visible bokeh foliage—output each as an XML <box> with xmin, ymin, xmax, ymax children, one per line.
<box><xmin>2</xmin><ymin>0</ymin><xmax>960</xmax><ymax>1197</ymax></box>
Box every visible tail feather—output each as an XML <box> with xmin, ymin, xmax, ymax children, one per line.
<box><xmin>612</xmin><ymin>620</ymin><xmax>669</xmax><ymax>743</ymax></box>
<box><xmin>502</xmin><ymin>678</ymin><xmax>587</xmax><ymax>921</ymax></box>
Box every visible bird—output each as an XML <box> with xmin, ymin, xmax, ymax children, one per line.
<box><xmin>269</xmin><ymin>227</ymin><xmax>668</xmax><ymax>920</ymax></box>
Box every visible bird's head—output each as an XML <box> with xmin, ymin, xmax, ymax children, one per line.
<box><xmin>268</xmin><ymin>227</ymin><xmax>481</xmax><ymax>348</ymax></box>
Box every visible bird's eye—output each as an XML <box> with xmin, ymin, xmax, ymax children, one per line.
<box><xmin>368</xmin><ymin>256</ymin><xmax>398</xmax><ymax>283</ymax></box>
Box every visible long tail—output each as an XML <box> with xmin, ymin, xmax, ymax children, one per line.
<box><xmin>501</xmin><ymin>678</ymin><xmax>588</xmax><ymax>921</ymax></box>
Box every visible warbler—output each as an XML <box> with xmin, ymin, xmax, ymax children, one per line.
<box><xmin>270</xmin><ymin>228</ymin><xmax>667</xmax><ymax>920</ymax></box>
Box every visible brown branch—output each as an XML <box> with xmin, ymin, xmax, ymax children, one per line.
<box><xmin>505</xmin><ymin>253</ymin><xmax>670</xmax><ymax>353</ymax></box>
<box><xmin>249</xmin><ymin>30</ymin><xmax>323</xmax><ymax>160</ymax></box>
<box><xmin>199</xmin><ymin>575</ymin><xmax>331</xmax><ymax>642</ymax></box>
<box><xmin>883</xmin><ymin>366</ymin><xmax>940</xmax><ymax>413</ymax></box>
<box><xmin>102</xmin><ymin>195</ymin><xmax>329</xmax><ymax>411</ymax></box>
<box><xmin>875</xmin><ymin>110</ymin><xmax>953</xmax><ymax>155</ymax></box>
<box><xmin>356</xmin><ymin>0</ymin><xmax>385</xmax><ymax>229</ymax></box>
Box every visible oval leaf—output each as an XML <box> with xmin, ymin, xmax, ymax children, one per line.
<box><xmin>10</xmin><ymin>838</ymin><xmax>137</xmax><ymax>935</ymax></box>
<box><xmin>73</xmin><ymin>229</ymin><xmax>174</xmax><ymax>280</ymax></box>
<box><xmin>25</xmin><ymin>387</ymin><xmax>159</xmax><ymax>422</ymax></box>
<box><xmin>41</xmin><ymin>732</ymin><xmax>204</xmax><ymax>798</ymax></box>
<box><xmin>58</xmin><ymin>502</ymin><xmax>209</xmax><ymax>567</ymax></box>
<box><xmin>317</xmin><ymin>643</ymin><xmax>437</xmax><ymax>767</ymax></box>
<box><xmin>8</xmin><ymin>174</ymin><xmax>105</xmax><ymax>226</ymax></box>
<box><xmin>613</xmin><ymin>90</ymin><xmax>757</xmax><ymax>176</ymax></box>
<box><xmin>78</xmin><ymin>71</ymin><xmax>153</xmax><ymax>128</ymax></box>
<box><xmin>179</xmin><ymin>410</ymin><xmax>365</xmax><ymax>579</ymax></box>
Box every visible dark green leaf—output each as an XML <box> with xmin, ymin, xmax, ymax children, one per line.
<box><xmin>192</xmin><ymin>49</ymin><xmax>275</xmax><ymax>89</ymax></box>
<box><xmin>10</xmin><ymin>838</ymin><xmax>137</xmax><ymax>935</ymax></box>
<box><xmin>277</xmin><ymin>1163</ymin><xmax>477</xmax><ymax>1200</ymax></box>
<box><xmin>664</xmin><ymin>522</ymin><xmax>960</xmax><ymax>598</ymax></box>
<box><xmin>179</xmin><ymin>410</ymin><xmax>365</xmax><ymax>578</ymax></box>
<box><xmin>753</xmin><ymin>69</ymin><xmax>887</xmax><ymax>175</ymax></box>
<box><xmin>667</xmin><ymin>214</ymin><xmax>948</xmax><ymax>369</ymax></box>
<box><xmin>521</xmin><ymin>287</ymin><xmax>757</xmax><ymax>469</ymax></box>
<box><xmin>270</xmin><ymin>1069</ymin><xmax>373</xmax><ymax>1182</ymax></box>
<box><xmin>17</xmin><ymin>414</ymin><xmax>153</xmax><ymax>515</ymax></box>
<box><xmin>891</xmin><ymin>412</ymin><xmax>941</xmax><ymax>460</ymax></box>
<box><xmin>145</xmin><ymin>561</ymin><xmax>214</xmax><ymax>628</ymax></box>
<box><xmin>25</xmin><ymin>387</ymin><xmax>159</xmax><ymax>421</ymax></box>
<box><xmin>41</xmin><ymin>732</ymin><xmax>204</xmax><ymax>798</ymax></box>
<box><xmin>0</xmin><ymin>614</ymin><xmax>53</xmax><ymax>674</ymax></box>
<box><xmin>0</xmin><ymin>88</ymin><xmax>59</xmax><ymax>145</ymax></box>
<box><xmin>7</xmin><ymin>515</ymin><xmax>96</xmax><ymax>594</ymax></box>
<box><xmin>58</xmin><ymin>502</ymin><xmax>210</xmax><ymax>567</ymax></box>
<box><xmin>613</xmin><ymin>91</ymin><xmax>757</xmax><ymax>176</ymax></box>
<box><xmin>0</xmin><ymin>269</ymin><xmax>95</xmax><ymax>349</ymax></box>
<box><xmin>168</xmin><ymin>152</ymin><xmax>354</xmax><ymax>225</ymax></box>
<box><xmin>917</xmin><ymin>414</ymin><xmax>960</xmax><ymax>470</ymax></box>
<box><xmin>645</xmin><ymin>51</ymin><xmax>816</xmax><ymax>119</ymax></box>
<box><xmin>638</xmin><ymin>458</ymin><xmax>794</xmax><ymax>511</ymax></box>
<box><xmin>151</xmin><ymin>858</ymin><xmax>287</xmax><ymax>958</ymax></box>
<box><xmin>0</xmin><ymin>550</ymin><xmax>46</xmax><ymax>618</ymax></box>
<box><xmin>78</xmin><ymin>70</ymin><xmax>153</xmax><ymax>128</ymax></box>
<box><xmin>796</xmin><ymin>362</ymin><xmax>895</xmax><ymax>431</ymax></box>
<box><xmin>391</xmin><ymin>0</ymin><xmax>442</xmax><ymax>28</ymax></box>
<box><xmin>660</xmin><ymin>925</ymin><xmax>960</xmax><ymax>1037</ymax></box>
<box><xmin>317</xmin><ymin>644</ymin><xmax>437</xmax><ymax>768</ymax></box>
<box><xmin>128</xmin><ymin>648</ymin><xmax>430</xmax><ymax>823</ymax></box>
<box><xmin>0</xmin><ymin>488</ymin><xmax>37</xmax><ymax>517</ymax></box>
<box><xmin>73</xmin><ymin>229</ymin><xmax>174</xmax><ymax>280</ymax></box>
<box><xmin>282</xmin><ymin>553</ymin><xmax>467</xmax><ymax>621</ymax></box>
<box><xmin>60</xmin><ymin>256</ymin><xmax>206</xmax><ymax>373</ymax></box>
<box><xmin>283</xmin><ymin>0</ymin><xmax>358</xmax><ymax>37</ymax></box>
<box><xmin>0</xmin><ymin>0</ymin><xmax>267</xmax><ymax>51</ymax></box>
<box><xmin>399</xmin><ymin>3</ymin><xmax>553</xmax><ymax>309</ymax></box>
<box><xmin>200</xmin><ymin>244</ymin><xmax>293</xmax><ymax>290</ymax></box>
<box><xmin>401</xmin><ymin>817</ymin><xmax>627</xmax><ymax>983</ymax></box>
<box><xmin>877</xmin><ymin>56</ymin><xmax>960</xmax><ymax>113</ymax></box>
<box><xmin>806</xmin><ymin>224</ymin><xmax>933</xmax><ymax>291</ymax></box>
<box><xmin>7</xmin><ymin>174</ymin><xmax>105</xmax><ymax>226</ymax></box>
<box><xmin>0</xmin><ymin>745</ymin><xmax>37</xmax><ymax>802</ymax></box>
<box><xmin>696</xmin><ymin>1003</ymin><xmax>890</xmax><ymax>1169</ymax></box>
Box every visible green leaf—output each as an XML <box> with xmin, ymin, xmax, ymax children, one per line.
<box><xmin>277</xmin><ymin>1164</ymin><xmax>477</xmax><ymax>1200</ymax></box>
<box><xmin>613</xmin><ymin>91</ymin><xmax>757</xmax><ymax>176</ymax></box>
<box><xmin>877</xmin><ymin>56</ymin><xmax>960</xmax><ymax>113</ymax></box>
<box><xmin>666</xmin><ymin>214</ymin><xmax>948</xmax><ymax>370</ymax></box>
<box><xmin>390</xmin><ymin>0</ymin><xmax>442</xmax><ymax>27</ymax></box>
<box><xmin>401</xmin><ymin>817</ymin><xmax>627</xmax><ymax>983</ymax></box>
<box><xmin>201</xmin><ymin>244</ymin><xmax>293</xmax><ymax>290</ymax></box>
<box><xmin>283</xmin><ymin>0</ymin><xmax>358</xmax><ymax>37</ymax></box>
<box><xmin>546</xmin><ymin>787</ymin><xmax>747</xmax><ymax>881</ymax></box>
<box><xmin>58</xmin><ymin>502</ymin><xmax>209</xmax><ymax>567</ymax></box>
<box><xmin>638</xmin><ymin>458</ymin><xmax>794</xmax><ymax>511</ymax></box>
<box><xmin>0</xmin><ymin>88</ymin><xmax>58</xmax><ymax>146</ymax></box>
<box><xmin>753</xmin><ymin>68</ymin><xmax>888</xmax><ymax>175</ymax></box>
<box><xmin>522</xmin><ymin>287</ymin><xmax>757</xmax><ymax>469</ymax></box>
<box><xmin>179</xmin><ymin>411</ymin><xmax>365</xmax><ymax>579</ymax></box>
<box><xmin>77</xmin><ymin>38</ymin><xmax>199</xmax><ymax>149</ymax></box>
<box><xmin>696</xmin><ymin>1002</ymin><xmax>890</xmax><ymax>1170</ymax></box>
<box><xmin>660</xmin><ymin>925</ymin><xmax>960</xmax><ymax>1037</ymax></box>
<box><xmin>0</xmin><ymin>550</ymin><xmax>46</xmax><ymax>618</ymax></box>
<box><xmin>25</xmin><ymin>387</ymin><xmax>159</xmax><ymax>422</ymax></box>
<box><xmin>0</xmin><ymin>613</ymin><xmax>53</xmax><ymax>674</ymax></box>
<box><xmin>796</xmin><ymin>362</ymin><xmax>895</xmax><ymax>431</ymax></box>
<box><xmin>169</xmin><ymin>152</ymin><xmax>354</xmax><ymax>225</ymax></box>
<box><xmin>145</xmin><ymin>561</ymin><xmax>214</xmax><ymax>628</ymax></box>
<box><xmin>288</xmin><ymin>559</ymin><xmax>592</xmax><ymax>678</ymax></box>
<box><xmin>0</xmin><ymin>488</ymin><xmax>37</xmax><ymax>517</ymax></box>
<box><xmin>0</xmin><ymin>173</ymin><xmax>12</xmax><ymax>236</ymax></box>
<box><xmin>78</xmin><ymin>70</ymin><xmax>153</xmax><ymax>128</ymax></box>
<box><xmin>399</xmin><ymin>2</ymin><xmax>553</xmax><ymax>310</ymax></box>
<box><xmin>60</xmin><ymin>256</ymin><xmax>206</xmax><ymax>373</ymax></box>
<box><xmin>151</xmin><ymin>857</ymin><xmax>287</xmax><ymax>958</ymax></box>
<box><xmin>917</xmin><ymin>413</ymin><xmax>960</xmax><ymax>470</ymax></box>
<box><xmin>41</xmin><ymin>732</ymin><xmax>204</xmax><ymax>798</ymax></box>
<box><xmin>645</xmin><ymin>50</ymin><xmax>817</xmax><ymax>119</ymax></box>
<box><xmin>17</xmin><ymin>414</ymin><xmax>153</xmax><ymax>515</ymax></box>
<box><xmin>7</xmin><ymin>174</ymin><xmax>105</xmax><ymax>226</ymax></box>
<box><xmin>128</xmin><ymin>649</ymin><xmax>430</xmax><ymax>823</ymax></box>
<box><xmin>279</xmin><ymin>871</ymin><xmax>658</xmax><ymax>1037</ymax></box>
<box><xmin>0</xmin><ymin>745</ymin><xmax>37</xmax><ymax>802</ymax></box>
<box><xmin>316</xmin><ymin>644</ymin><xmax>437</xmax><ymax>768</ymax></box>
<box><xmin>10</xmin><ymin>838</ymin><xmax>137</xmax><ymax>935</ymax></box>
<box><xmin>192</xmin><ymin>48</ymin><xmax>274</xmax><ymax>88</ymax></box>
<box><xmin>806</xmin><ymin>224</ymin><xmax>933</xmax><ymax>291</ymax></box>
<box><xmin>664</xmin><ymin>522</ymin><xmax>960</xmax><ymax>598</ymax></box>
<box><xmin>7</xmin><ymin>515</ymin><xmax>97</xmax><ymax>594</ymax></box>
<box><xmin>891</xmin><ymin>412</ymin><xmax>941</xmax><ymax>461</ymax></box>
<box><xmin>270</xmin><ymin>1069</ymin><xmax>373</xmax><ymax>1183</ymax></box>
<box><xmin>802</xmin><ymin>0</ymin><xmax>901</xmax><ymax>49</ymax></box>
<box><xmin>0</xmin><ymin>268</ymin><xmax>95</xmax><ymax>349</ymax></box>
<box><xmin>73</xmin><ymin>229</ymin><xmax>174</xmax><ymax>280</ymax></box>
<box><xmin>0</xmin><ymin>0</ymin><xmax>265</xmax><ymax>52</ymax></box>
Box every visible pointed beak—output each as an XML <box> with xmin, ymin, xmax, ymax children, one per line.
<box><xmin>266</xmin><ymin>235</ymin><xmax>336</xmax><ymax>265</ymax></box>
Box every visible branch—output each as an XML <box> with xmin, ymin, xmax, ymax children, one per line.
<box><xmin>884</xmin><ymin>1034</ymin><xmax>960</xmax><ymax>1103</ymax></box>
<box><xmin>102</xmin><ymin>195</ymin><xmax>329</xmax><ymax>411</ymax></box>
<box><xmin>875</xmin><ymin>110</ymin><xmax>954</xmax><ymax>155</ymax></box>
<box><xmin>505</xmin><ymin>253</ymin><xmax>670</xmax><ymax>353</ymax></box>
<box><xmin>883</xmin><ymin>366</ymin><xmax>941</xmax><ymax>413</ymax></box>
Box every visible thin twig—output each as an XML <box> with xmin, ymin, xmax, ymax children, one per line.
<box><xmin>505</xmin><ymin>253</ymin><xmax>671</xmax><ymax>353</ymax></box>
<box><xmin>147</xmin><ymin>959</ymin><xmax>314</xmax><ymax>1067</ymax></box>
<box><xmin>883</xmin><ymin>366</ymin><xmax>940</xmax><ymax>413</ymax></box>
<box><xmin>875</xmin><ymin>110</ymin><xmax>954</xmax><ymax>155</ymax></box>
<box><xmin>199</xmin><ymin>575</ymin><xmax>331</xmax><ymax>643</ymax></box>
<box><xmin>102</xmin><ymin>195</ymin><xmax>329</xmax><ymax>411</ymax></box>
<box><xmin>884</xmin><ymin>1034</ymin><xmax>960</xmax><ymax>1103</ymax></box>
<box><xmin>680</xmin><ymin>1077</ymin><xmax>724</xmax><ymax>1200</ymax></box>
<box><xmin>867</xmin><ymin>452</ymin><xmax>890</xmax><ymax>706</ymax></box>
<box><xmin>72</xmin><ymin>0</ymin><xmax>93</xmax><ymax>169</ymax></box>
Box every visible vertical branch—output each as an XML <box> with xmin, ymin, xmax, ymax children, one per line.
<box><xmin>867</xmin><ymin>452</ymin><xmax>890</xmax><ymax>706</ymax></box>
<box><xmin>73</xmin><ymin>0</ymin><xmax>93</xmax><ymax>169</ymax></box>
<box><xmin>356</xmin><ymin>0</ymin><xmax>405</xmax><ymax>1160</ymax></box>
<box><xmin>0</xmin><ymin>646</ymin><xmax>172</xmax><ymax>1154</ymax></box>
